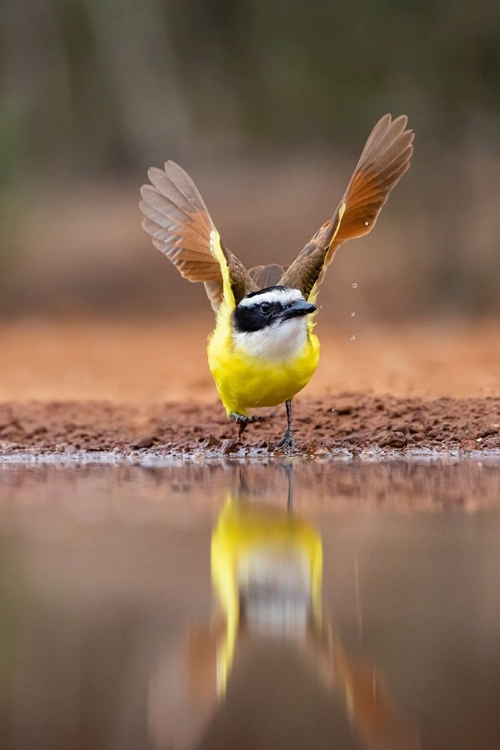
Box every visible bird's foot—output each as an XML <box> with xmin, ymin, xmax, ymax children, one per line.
<box><xmin>229</xmin><ymin>412</ymin><xmax>265</xmax><ymax>438</ymax></box>
<box><xmin>276</xmin><ymin>428</ymin><xmax>297</xmax><ymax>451</ymax></box>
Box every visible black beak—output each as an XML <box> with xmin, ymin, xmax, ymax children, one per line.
<box><xmin>282</xmin><ymin>299</ymin><xmax>317</xmax><ymax>320</ymax></box>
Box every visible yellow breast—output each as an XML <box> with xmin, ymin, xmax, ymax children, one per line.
<box><xmin>207</xmin><ymin>311</ymin><xmax>320</xmax><ymax>417</ymax></box>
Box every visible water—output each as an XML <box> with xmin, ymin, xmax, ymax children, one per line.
<box><xmin>1</xmin><ymin>459</ymin><xmax>499</xmax><ymax>750</ymax></box>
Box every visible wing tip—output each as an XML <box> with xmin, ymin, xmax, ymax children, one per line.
<box><xmin>140</xmin><ymin>183</ymin><xmax>160</xmax><ymax>199</ymax></box>
<box><xmin>144</xmin><ymin>160</ymin><xmax>181</xmax><ymax>176</ymax></box>
<box><xmin>165</xmin><ymin>159</ymin><xmax>182</xmax><ymax>169</ymax></box>
<box><xmin>140</xmin><ymin>184</ymin><xmax>154</xmax><ymax>202</ymax></box>
<box><xmin>392</xmin><ymin>113</ymin><xmax>408</xmax><ymax>128</ymax></box>
<box><xmin>147</xmin><ymin>166</ymin><xmax>165</xmax><ymax>182</ymax></box>
<box><xmin>377</xmin><ymin>113</ymin><xmax>413</xmax><ymax>141</ymax></box>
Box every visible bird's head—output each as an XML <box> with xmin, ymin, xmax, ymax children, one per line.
<box><xmin>233</xmin><ymin>286</ymin><xmax>316</xmax><ymax>334</ymax></box>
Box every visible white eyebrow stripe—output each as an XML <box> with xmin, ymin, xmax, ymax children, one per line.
<box><xmin>238</xmin><ymin>288</ymin><xmax>303</xmax><ymax>308</ymax></box>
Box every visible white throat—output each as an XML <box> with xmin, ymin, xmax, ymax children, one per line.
<box><xmin>232</xmin><ymin>317</ymin><xmax>308</xmax><ymax>362</ymax></box>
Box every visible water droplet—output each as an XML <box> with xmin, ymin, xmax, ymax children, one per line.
<box><xmin>351</xmin><ymin>312</ymin><xmax>356</xmax><ymax>317</ymax></box>
<box><xmin>352</xmin><ymin>283</ymin><xmax>358</xmax><ymax>289</ymax></box>
<box><xmin>350</xmin><ymin>335</ymin><xmax>356</xmax><ymax>341</ymax></box>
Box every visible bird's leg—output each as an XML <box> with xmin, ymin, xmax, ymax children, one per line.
<box><xmin>276</xmin><ymin>400</ymin><xmax>296</xmax><ymax>450</ymax></box>
<box><xmin>229</xmin><ymin>412</ymin><xmax>265</xmax><ymax>438</ymax></box>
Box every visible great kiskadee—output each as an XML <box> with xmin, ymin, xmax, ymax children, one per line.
<box><xmin>140</xmin><ymin>114</ymin><xmax>413</xmax><ymax>448</ymax></box>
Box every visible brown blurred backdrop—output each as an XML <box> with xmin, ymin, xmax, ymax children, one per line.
<box><xmin>1</xmin><ymin>0</ymin><xmax>499</xmax><ymax>324</ymax></box>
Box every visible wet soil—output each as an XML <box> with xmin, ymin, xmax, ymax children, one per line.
<box><xmin>1</xmin><ymin>393</ymin><xmax>499</xmax><ymax>459</ymax></box>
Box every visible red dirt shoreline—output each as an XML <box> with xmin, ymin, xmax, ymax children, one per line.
<box><xmin>1</xmin><ymin>394</ymin><xmax>499</xmax><ymax>459</ymax></box>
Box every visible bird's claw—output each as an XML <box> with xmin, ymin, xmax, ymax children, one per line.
<box><xmin>229</xmin><ymin>412</ymin><xmax>265</xmax><ymax>438</ymax></box>
<box><xmin>230</xmin><ymin>413</ymin><xmax>265</xmax><ymax>424</ymax></box>
<box><xmin>276</xmin><ymin>429</ymin><xmax>297</xmax><ymax>451</ymax></box>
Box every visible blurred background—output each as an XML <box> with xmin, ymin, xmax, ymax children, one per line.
<box><xmin>0</xmin><ymin>0</ymin><xmax>499</xmax><ymax>400</ymax></box>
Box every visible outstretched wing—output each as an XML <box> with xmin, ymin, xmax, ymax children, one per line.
<box><xmin>280</xmin><ymin>114</ymin><xmax>414</xmax><ymax>299</ymax></box>
<box><xmin>140</xmin><ymin>161</ymin><xmax>257</xmax><ymax>312</ymax></box>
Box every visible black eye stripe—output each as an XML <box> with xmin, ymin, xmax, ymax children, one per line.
<box><xmin>234</xmin><ymin>299</ymin><xmax>281</xmax><ymax>332</ymax></box>
<box><xmin>234</xmin><ymin>288</ymin><xmax>305</xmax><ymax>332</ymax></box>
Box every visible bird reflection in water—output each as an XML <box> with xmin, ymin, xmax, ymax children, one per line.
<box><xmin>149</xmin><ymin>469</ymin><xmax>421</xmax><ymax>750</ymax></box>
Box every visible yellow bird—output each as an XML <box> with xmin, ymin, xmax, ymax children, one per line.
<box><xmin>210</xmin><ymin>493</ymin><xmax>323</xmax><ymax>695</ymax></box>
<box><xmin>140</xmin><ymin>114</ymin><xmax>413</xmax><ymax>448</ymax></box>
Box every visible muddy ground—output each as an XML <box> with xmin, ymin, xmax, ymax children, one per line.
<box><xmin>0</xmin><ymin>320</ymin><xmax>499</xmax><ymax>459</ymax></box>
<box><xmin>0</xmin><ymin>393</ymin><xmax>499</xmax><ymax>459</ymax></box>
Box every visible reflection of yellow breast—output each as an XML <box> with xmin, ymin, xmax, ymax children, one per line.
<box><xmin>207</xmin><ymin>314</ymin><xmax>320</xmax><ymax>416</ymax></box>
<box><xmin>211</xmin><ymin>496</ymin><xmax>322</xmax><ymax>693</ymax></box>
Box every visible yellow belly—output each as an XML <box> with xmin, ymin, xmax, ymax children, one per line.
<box><xmin>207</xmin><ymin>325</ymin><xmax>320</xmax><ymax>417</ymax></box>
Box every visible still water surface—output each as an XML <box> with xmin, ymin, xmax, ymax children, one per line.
<box><xmin>0</xmin><ymin>459</ymin><xmax>499</xmax><ymax>750</ymax></box>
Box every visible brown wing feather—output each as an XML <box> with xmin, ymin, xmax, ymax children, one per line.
<box><xmin>140</xmin><ymin>161</ymin><xmax>256</xmax><ymax>312</ymax></box>
<box><xmin>280</xmin><ymin>114</ymin><xmax>414</xmax><ymax>298</ymax></box>
<box><xmin>248</xmin><ymin>264</ymin><xmax>286</xmax><ymax>289</ymax></box>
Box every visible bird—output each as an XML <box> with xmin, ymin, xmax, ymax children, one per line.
<box><xmin>140</xmin><ymin>114</ymin><xmax>413</xmax><ymax>449</ymax></box>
